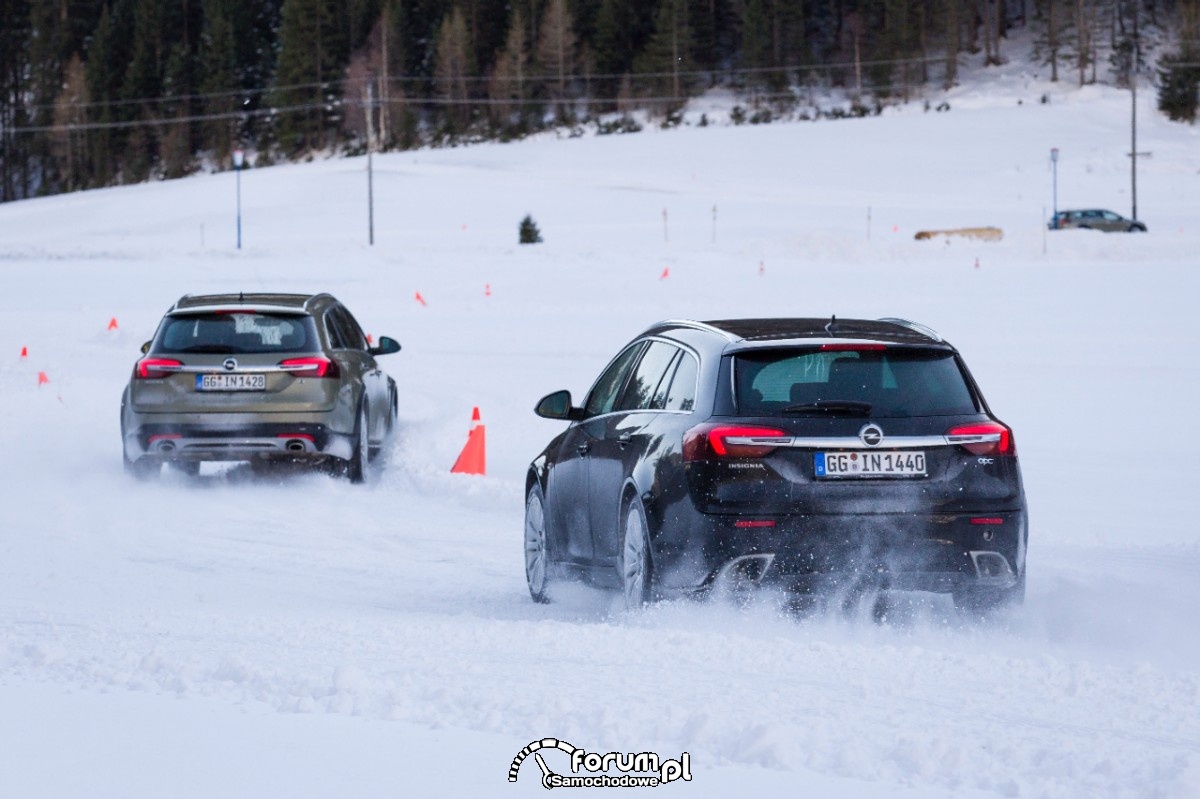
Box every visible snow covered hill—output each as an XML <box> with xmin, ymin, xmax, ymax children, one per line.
<box><xmin>2</xmin><ymin>76</ymin><xmax>1199</xmax><ymax>798</ymax></box>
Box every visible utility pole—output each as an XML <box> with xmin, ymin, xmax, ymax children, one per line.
<box><xmin>380</xmin><ymin>5</ymin><xmax>390</xmax><ymax>146</ymax></box>
<box><xmin>367</xmin><ymin>78</ymin><xmax>376</xmax><ymax>247</ymax></box>
<box><xmin>1130</xmin><ymin>9</ymin><xmax>1139</xmax><ymax>223</ymax></box>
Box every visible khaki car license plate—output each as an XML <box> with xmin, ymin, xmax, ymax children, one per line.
<box><xmin>815</xmin><ymin>450</ymin><xmax>926</xmax><ymax>478</ymax></box>
<box><xmin>196</xmin><ymin>373</ymin><xmax>266</xmax><ymax>391</ymax></box>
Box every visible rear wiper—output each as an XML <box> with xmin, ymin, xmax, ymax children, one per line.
<box><xmin>176</xmin><ymin>345</ymin><xmax>238</xmax><ymax>354</ymax></box>
<box><xmin>781</xmin><ymin>400</ymin><xmax>873</xmax><ymax>416</ymax></box>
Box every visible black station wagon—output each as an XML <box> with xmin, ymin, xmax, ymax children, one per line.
<box><xmin>524</xmin><ymin>318</ymin><xmax>1027</xmax><ymax>614</ymax></box>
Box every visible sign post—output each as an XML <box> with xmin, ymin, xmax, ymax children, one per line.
<box><xmin>1050</xmin><ymin>147</ymin><xmax>1059</xmax><ymax>228</ymax></box>
<box><xmin>233</xmin><ymin>148</ymin><xmax>244</xmax><ymax>250</ymax></box>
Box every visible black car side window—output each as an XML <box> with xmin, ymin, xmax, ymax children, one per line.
<box><xmin>585</xmin><ymin>343</ymin><xmax>645</xmax><ymax>417</ymax></box>
<box><xmin>664</xmin><ymin>351</ymin><xmax>698</xmax><ymax>412</ymax></box>
<box><xmin>618</xmin><ymin>341</ymin><xmax>679</xmax><ymax>411</ymax></box>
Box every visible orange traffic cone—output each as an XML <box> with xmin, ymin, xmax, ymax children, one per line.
<box><xmin>107</xmin><ymin>317</ymin><xmax>119</xmax><ymax>331</ymax></box>
<box><xmin>659</xmin><ymin>266</ymin><xmax>670</xmax><ymax>280</ymax></box>
<box><xmin>415</xmin><ymin>291</ymin><xmax>428</xmax><ymax>307</ymax></box>
<box><xmin>20</xmin><ymin>346</ymin><xmax>27</xmax><ymax>358</ymax></box>
<box><xmin>37</xmin><ymin>371</ymin><xmax>50</xmax><ymax>386</ymax></box>
<box><xmin>450</xmin><ymin>407</ymin><xmax>486</xmax><ymax>476</ymax></box>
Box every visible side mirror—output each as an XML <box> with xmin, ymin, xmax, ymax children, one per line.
<box><xmin>535</xmin><ymin>390</ymin><xmax>581</xmax><ymax>420</ymax></box>
<box><xmin>140</xmin><ymin>341</ymin><xmax>152</xmax><ymax>355</ymax></box>
<box><xmin>369</xmin><ymin>336</ymin><xmax>401</xmax><ymax>356</ymax></box>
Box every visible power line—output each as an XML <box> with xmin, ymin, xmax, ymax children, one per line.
<box><xmin>7</xmin><ymin>80</ymin><xmax>942</xmax><ymax>136</ymax></box>
<box><xmin>16</xmin><ymin>55</ymin><xmax>942</xmax><ymax>115</ymax></box>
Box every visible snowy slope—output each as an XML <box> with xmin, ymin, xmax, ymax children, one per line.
<box><xmin>2</xmin><ymin>77</ymin><xmax>1200</xmax><ymax>798</ymax></box>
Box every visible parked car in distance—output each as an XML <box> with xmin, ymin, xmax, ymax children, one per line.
<box><xmin>121</xmin><ymin>292</ymin><xmax>400</xmax><ymax>482</ymax></box>
<box><xmin>524</xmin><ymin>318</ymin><xmax>1028</xmax><ymax>615</ymax></box>
<box><xmin>1049</xmin><ymin>208</ymin><xmax>1147</xmax><ymax>232</ymax></box>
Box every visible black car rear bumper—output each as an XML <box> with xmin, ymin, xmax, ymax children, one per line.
<box><xmin>654</xmin><ymin>509</ymin><xmax>1026</xmax><ymax>596</ymax></box>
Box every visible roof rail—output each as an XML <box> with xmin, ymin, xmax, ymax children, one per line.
<box><xmin>877</xmin><ymin>317</ymin><xmax>942</xmax><ymax>342</ymax></box>
<box><xmin>649</xmin><ymin>319</ymin><xmax>739</xmax><ymax>342</ymax></box>
<box><xmin>304</xmin><ymin>292</ymin><xmax>334</xmax><ymax>310</ymax></box>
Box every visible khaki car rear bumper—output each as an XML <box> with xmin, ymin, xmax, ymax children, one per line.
<box><xmin>122</xmin><ymin>412</ymin><xmax>356</xmax><ymax>464</ymax></box>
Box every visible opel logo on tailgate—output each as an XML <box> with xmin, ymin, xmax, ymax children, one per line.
<box><xmin>223</xmin><ymin>358</ymin><xmax>238</xmax><ymax>372</ymax></box>
<box><xmin>859</xmin><ymin>423</ymin><xmax>884</xmax><ymax>447</ymax></box>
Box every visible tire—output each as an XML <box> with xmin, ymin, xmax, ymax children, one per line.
<box><xmin>620</xmin><ymin>497</ymin><xmax>654</xmax><ymax>610</ymax></box>
<box><xmin>346</xmin><ymin>403</ymin><xmax>369</xmax><ymax>484</ymax></box>
<box><xmin>370</xmin><ymin>387</ymin><xmax>398</xmax><ymax>464</ymax></box>
<box><xmin>524</xmin><ymin>484</ymin><xmax>553</xmax><ymax>603</ymax></box>
<box><xmin>953</xmin><ymin>570</ymin><xmax>1026</xmax><ymax>618</ymax></box>
<box><xmin>120</xmin><ymin>410</ymin><xmax>158</xmax><ymax>481</ymax></box>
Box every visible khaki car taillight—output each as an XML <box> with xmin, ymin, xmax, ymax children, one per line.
<box><xmin>136</xmin><ymin>358</ymin><xmax>182</xmax><ymax>379</ymax></box>
<box><xmin>278</xmin><ymin>356</ymin><xmax>340</xmax><ymax>378</ymax></box>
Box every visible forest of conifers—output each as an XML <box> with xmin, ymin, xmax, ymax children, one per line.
<box><xmin>2</xmin><ymin>0</ymin><xmax>1198</xmax><ymax>202</ymax></box>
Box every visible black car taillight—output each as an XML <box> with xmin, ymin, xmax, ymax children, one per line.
<box><xmin>683</xmin><ymin>423</ymin><xmax>791</xmax><ymax>461</ymax></box>
<box><xmin>136</xmin><ymin>357</ymin><xmax>182</xmax><ymax>379</ymax></box>
<box><xmin>945</xmin><ymin>421</ymin><xmax>1014</xmax><ymax>456</ymax></box>
<box><xmin>278</xmin><ymin>356</ymin><xmax>339</xmax><ymax>378</ymax></box>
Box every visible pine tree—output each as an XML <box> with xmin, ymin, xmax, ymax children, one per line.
<box><xmin>1</xmin><ymin>0</ymin><xmax>32</xmax><ymax>199</ymax></box>
<box><xmin>535</xmin><ymin>0</ymin><xmax>577</xmax><ymax>118</ymax></box>
<box><xmin>742</xmin><ymin>0</ymin><xmax>776</xmax><ymax>91</ymax></box>
<box><xmin>1109</xmin><ymin>0</ymin><xmax>1143</xmax><ymax>88</ymax></box>
<box><xmin>943</xmin><ymin>0</ymin><xmax>962</xmax><ymax>88</ymax></box>
<box><xmin>50</xmin><ymin>54</ymin><xmax>90</xmax><ymax>192</ymax></box>
<box><xmin>632</xmin><ymin>0</ymin><xmax>696</xmax><ymax>115</ymax></box>
<box><xmin>200</xmin><ymin>0</ymin><xmax>238</xmax><ymax>165</ymax></box>
<box><xmin>593</xmin><ymin>0</ymin><xmax>656</xmax><ymax>94</ymax></box>
<box><xmin>489</xmin><ymin>7</ymin><xmax>530</xmax><ymax>128</ymax></box>
<box><xmin>86</xmin><ymin>2</ymin><xmax>137</xmax><ymax>185</ymax></box>
<box><xmin>24</xmin><ymin>0</ymin><xmax>67</xmax><ymax>194</ymax></box>
<box><xmin>1157</xmin><ymin>0</ymin><xmax>1200</xmax><ymax>122</ymax></box>
<box><xmin>273</xmin><ymin>0</ymin><xmax>338</xmax><ymax>154</ymax></box>
<box><xmin>463</xmin><ymin>0</ymin><xmax>510</xmax><ymax>79</ymax></box>
<box><xmin>688</xmin><ymin>0</ymin><xmax>721</xmax><ymax>72</ymax></box>
<box><xmin>160</xmin><ymin>42</ymin><xmax>196</xmax><ymax>178</ymax></box>
<box><xmin>434</xmin><ymin>6</ymin><xmax>474</xmax><ymax>133</ymax></box>
<box><xmin>1031</xmin><ymin>0</ymin><xmax>1064</xmax><ymax>82</ymax></box>
<box><xmin>871</xmin><ymin>0</ymin><xmax>920</xmax><ymax>98</ymax></box>
<box><xmin>519</xmin><ymin>214</ymin><xmax>543</xmax><ymax>243</ymax></box>
<box><xmin>1074</xmin><ymin>0</ymin><xmax>1096</xmax><ymax>86</ymax></box>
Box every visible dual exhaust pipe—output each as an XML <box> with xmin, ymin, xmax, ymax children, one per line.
<box><xmin>969</xmin><ymin>551</ymin><xmax>1017</xmax><ymax>586</ymax></box>
<box><xmin>152</xmin><ymin>437</ymin><xmax>312</xmax><ymax>454</ymax></box>
<box><xmin>717</xmin><ymin>554</ymin><xmax>776</xmax><ymax>589</ymax></box>
<box><xmin>712</xmin><ymin>551</ymin><xmax>1016</xmax><ymax>591</ymax></box>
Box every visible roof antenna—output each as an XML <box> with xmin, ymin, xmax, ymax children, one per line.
<box><xmin>824</xmin><ymin>314</ymin><xmax>837</xmax><ymax>337</ymax></box>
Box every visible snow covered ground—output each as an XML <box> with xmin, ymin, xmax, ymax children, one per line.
<box><xmin>2</xmin><ymin>75</ymin><xmax>1200</xmax><ymax>798</ymax></box>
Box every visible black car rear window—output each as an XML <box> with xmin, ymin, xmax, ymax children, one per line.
<box><xmin>734</xmin><ymin>347</ymin><xmax>979</xmax><ymax>417</ymax></box>
<box><xmin>155</xmin><ymin>312</ymin><xmax>319</xmax><ymax>354</ymax></box>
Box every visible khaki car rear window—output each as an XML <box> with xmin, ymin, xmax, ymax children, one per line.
<box><xmin>156</xmin><ymin>312</ymin><xmax>319</xmax><ymax>354</ymax></box>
